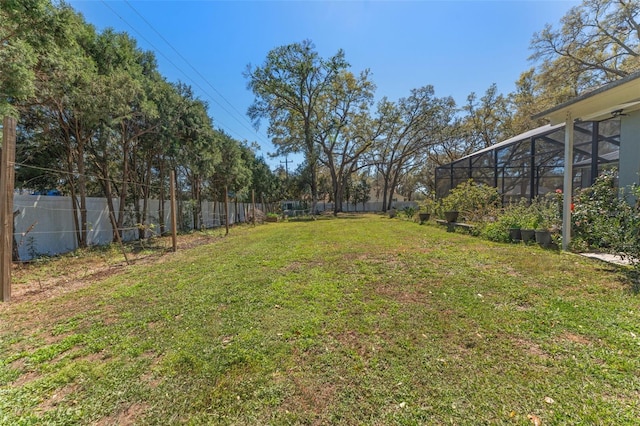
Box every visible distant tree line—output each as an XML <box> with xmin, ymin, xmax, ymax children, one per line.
<box><xmin>245</xmin><ymin>0</ymin><xmax>639</xmax><ymax>214</ymax></box>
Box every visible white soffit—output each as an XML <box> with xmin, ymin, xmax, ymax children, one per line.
<box><xmin>533</xmin><ymin>72</ymin><xmax>640</xmax><ymax>125</ymax></box>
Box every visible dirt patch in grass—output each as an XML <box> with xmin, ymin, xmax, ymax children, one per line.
<box><xmin>3</xmin><ymin>232</ymin><xmax>224</xmax><ymax>307</ymax></box>
<box><xmin>94</xmin><ymin>402</ymin><xmax>150</xmax><ymax>426</ymax></box>
<box><xmin>333</xmin><ymin>330</ymin><xmax>374</xmax><ymax>358</ymax></box>
<box><xmin>560</xmin><ymin>332</ymin><xmax>592</xmax><ymax>345</ymax></box>
<box><xmin>280</xmin><ymin>371</ymin><xmax>338</xmax><ymax>423</ymax></box>
<box><xmin>12</xmin><ymin>369</ymin><xmax>40</xmax><ymax>387</ymax></box>
<box><xmin>76</xmin><ymin>350</ymin><xmax>110</xmax><ymax>363</ymax></box>
<box><xmin>512</xmin><ymin>338</ymin><xmax>551</xmax><ymax>360</ymax></box>
<box><xmin>38</xmin><ymin>383</ymin><xmax>80</xmax><ymax>412</ymax></box>
<box><xmin>373</xmin><ymin>282</ymin><xmax>433</xmax><ymax>304</ymax></box>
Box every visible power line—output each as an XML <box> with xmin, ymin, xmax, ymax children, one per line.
<box><xmin>14</xmin><ymin>162</ymin><xmax>166</xmax><ymax>193</ymax></box>
<box><xmin>98</xmin><ymin>0</ymin><xmax>266</xmax><ymax>146</ymax></box>
<box><xmin>122</xmin><ymin>0</ymin><xmax>268</xmax><ymax>144</ymax></box>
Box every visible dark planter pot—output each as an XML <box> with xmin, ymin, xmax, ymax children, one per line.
<box><xmin>444</xmin><ymin>211</ymin><xmax>459</xmax><ymax>223</ymax></box>
<box><xmin>535</xmin><ymin>229</ymin><xmax>553</xmax><ymax>248</ymax></box>
<box><xmin>520</xmin><ymin>229</ymin><xmax>535</xmax><ymax>243</ymax></box>
<box><xmin>418</xmin><ymin>213</ymin><xmax>430</xmax><ymax>224</ymax></box>
<box><xmin>508</xmin><ymin>228</ymin><xmax>521</xmax><ymax>242</ymax></box>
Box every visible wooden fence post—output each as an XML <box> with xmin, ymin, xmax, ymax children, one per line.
<box><xmin>1</xmin><ymin>117</ymin><xmax>16</xmax><ymax>302</ymax></box>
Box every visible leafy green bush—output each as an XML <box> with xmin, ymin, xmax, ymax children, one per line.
<box><xmin>570</xmin><ymin>169</ymin><xmax>640</xmax><ymax>276</ymax></box>
<box><xmin>477</xmin><ymin>198</ymin><xmax>529</xmax><ymax>242</ymax></box>
<box><xmin>529</xmin><ymin>191</ymin><xmax>562</xmax><ymax>231</ymax></box>
<box><xmin>571</xmin><ymin>170</ymin><xmax>640</xmax><ymax>267</ymax></box>
<box><xmin>403</xmin><ymin>206</ymin><xmax>416</xmax><ymax>219</ymax></box>
<box><xmin>418</xmin><ymin>197</ymin><xmax>435</xmax><ymax>213</ymax></box>
<box><xmin>611</xmin><ymin>183</ymin><xmax>640</xmax><ymax>269</ymax></box>
<box><xmin>437</xmin><ymin>180</ymin><xmax>501</xmax><ymax>222</ymax></box>
<box><xmin>480</xmin><ymin>221</ymin><xmax>511</xmax><ymax>243</ymax></box>
<box><xmin>572</xmin><ymin>169</ymin><xmax>628</xmax><ymax>250</ymax></box>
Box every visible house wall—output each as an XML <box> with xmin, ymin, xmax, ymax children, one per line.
<box><xmin>619</xmin><ymin>110</ymin><xmax>640</xmax><ymax>196</ymax></box>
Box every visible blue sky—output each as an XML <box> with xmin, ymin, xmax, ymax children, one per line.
<box><xmin>67</xmin><ymin>0</ymin><xmax>580</xmax><ymax>169</ymax></box>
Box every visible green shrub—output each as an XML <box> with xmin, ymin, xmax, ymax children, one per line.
<box><xmin>437</xmin><ymin>180</ymin><xmax>501</xmax><ymax>222</ymax></box>
<box><xmin>403</xmin><ymin>206</ymin><xmax>416</xmax><ymax>219</ymax></box>
<box><xmin>478</xmin><ymin>198</ymin><xmax>533</xmax><ymax>242</ymax></box>
<box><xmin>480</xmin><ymin>221</ymin><xmax>511</xmax><ymax>243</ymax></box>
<box><xmin>570</xmin><ymin>169</ymin><xmax>640</xmax><ymax>276</ymax></box>
<box><xmin>529</xmin><ymin>191</ymin><xmax>562</xmax><ymax>231</ymax></box>
<box><xmin>572</xmin><ymin>169</ymin><xmax>628</xmax><ymax>249</ymax></box>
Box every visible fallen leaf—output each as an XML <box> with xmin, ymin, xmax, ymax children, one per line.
<box><xmin>528</xmin><ymin>414</ymin><xmax>542</xmax><ymax>426</ymax></box>
<box><xmin>509</xmin><ymin>411</ymin><xmax>516</xmax><ymax>418</ymax></box>
<box><xmin>544</xmin><ymin>396</ymin><xmax>555</xmax><ymax>404</ymax></box>
<box><xmin>399</xmin><ymin>402</ymin><xmax>406</xmax><ymax>408</ymax></box>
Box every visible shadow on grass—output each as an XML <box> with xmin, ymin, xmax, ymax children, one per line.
<box><xmin>617</xmin><ymin>268</ymin><xmax>640</xmax><ymax>295</ymax></box>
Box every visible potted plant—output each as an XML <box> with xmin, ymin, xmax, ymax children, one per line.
<box><xmin>534</xmin><ymin>214</ymin><xmax>558</xmax><ymax>248</ymax></box>
<box><xmin>532</xmin><ymin>193</ymin><xmax>561</xmax><ymax>248</ymax></box>
<box><xmin>418</xmin><ymin>211</ymin><xmax>430</xmax><ymax>224</ymax></box>
<box><xmin>506</xmin><ymin>220</ymin><xmax>522</xmax><ymax>242</ymax></box>
<box><xmin>266</xmin><ymin>212</ymin><xmax>279</xmax><ymax>223</ymax></box>
<box><xmin>417</xmin><ymin>199</ymin><xmax>434</xmax><ymax>224</ymax></box>
<box><xmin>535</xmin><ymin>227</ymin><xmax>553</xmax><ymax>248</ymax></box>
<box><xmin>441</xmin><ymin>197</ymin><xmax>460</xmax><ymax>223</ymax></box>
<box><xmin>519</xmin><ymin>213</ymin><xmax>538</xmax><ymax>244</ymax></box>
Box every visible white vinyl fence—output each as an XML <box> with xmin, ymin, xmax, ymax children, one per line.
<box><xmin>12</xmin><ymin>194</ymin><xmax>254</xmax><ymax>261</ymax></box>
<box><xmin>315</xmin><ymin>201</ymin><xmax>417</xmax><ymax>213</ymax></box>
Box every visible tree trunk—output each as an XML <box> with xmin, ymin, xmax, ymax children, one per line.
<box><xmin>12</xmin><ymin>210</ymin><xmax>19</xmax><ymax>262</ymax></box>
<box><xmin>387</xmin><ymin>166</ymin><xmax>401</xmax><ymax>211</ymax></box>
<box><xmin>381</xmin><ymin>171</ymin><xmax>391</xmax><ymax>212</ymax></box>
<box><xmin>158</xmin><ymin>158</ymin><xmax>166</xmax><ymax>235</ymax></box>
<box><xmin>139</xmin><ymin>161</ymin><xmax>152</xmax><ymax>240</ymax></box>
<box><xmin>97</xmin><ymin>173</ymin><xmax>118</xmax><ymax>243</ymax></box>
<box><xmin>117</xmin><ymin>126</ymin><xmax>130</xmax><ymax>239</ymax></box>
<box><xmin>189</xmin><ymin>174</ymin><xmax>201</xmax><ymax>231</ymax></box>
<box><xmin>75</xmin><ymin>133</ymin><xmax>88</xmax><ymax>248</ymax></box>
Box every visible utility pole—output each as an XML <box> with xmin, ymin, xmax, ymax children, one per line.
<box><xmin>280</xmin><ymin>157</ymin><xmax>291</xmax><ymax>178</ymax></box>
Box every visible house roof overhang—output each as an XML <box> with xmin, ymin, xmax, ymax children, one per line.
<box><xmin>532</xmin><ymin>71</ymin><xmax>640</xmax><ymax>125</ymax></box>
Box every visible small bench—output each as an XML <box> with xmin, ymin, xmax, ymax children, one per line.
<box><xmin>435</xmin><ymin>219</ymin><xmax>474</xmax><ymax>233</ymax></box>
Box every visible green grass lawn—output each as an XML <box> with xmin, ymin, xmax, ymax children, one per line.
<box><xmin>1</xmin><ymin>214</ymin><xmax>639</xmax><ymax>425</ymax></box>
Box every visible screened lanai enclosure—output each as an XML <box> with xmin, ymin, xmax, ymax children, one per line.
<box><xmin>435</xmin><ymin>118</ymin><xmax>621</xmax><ymax>202</ymax></box>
